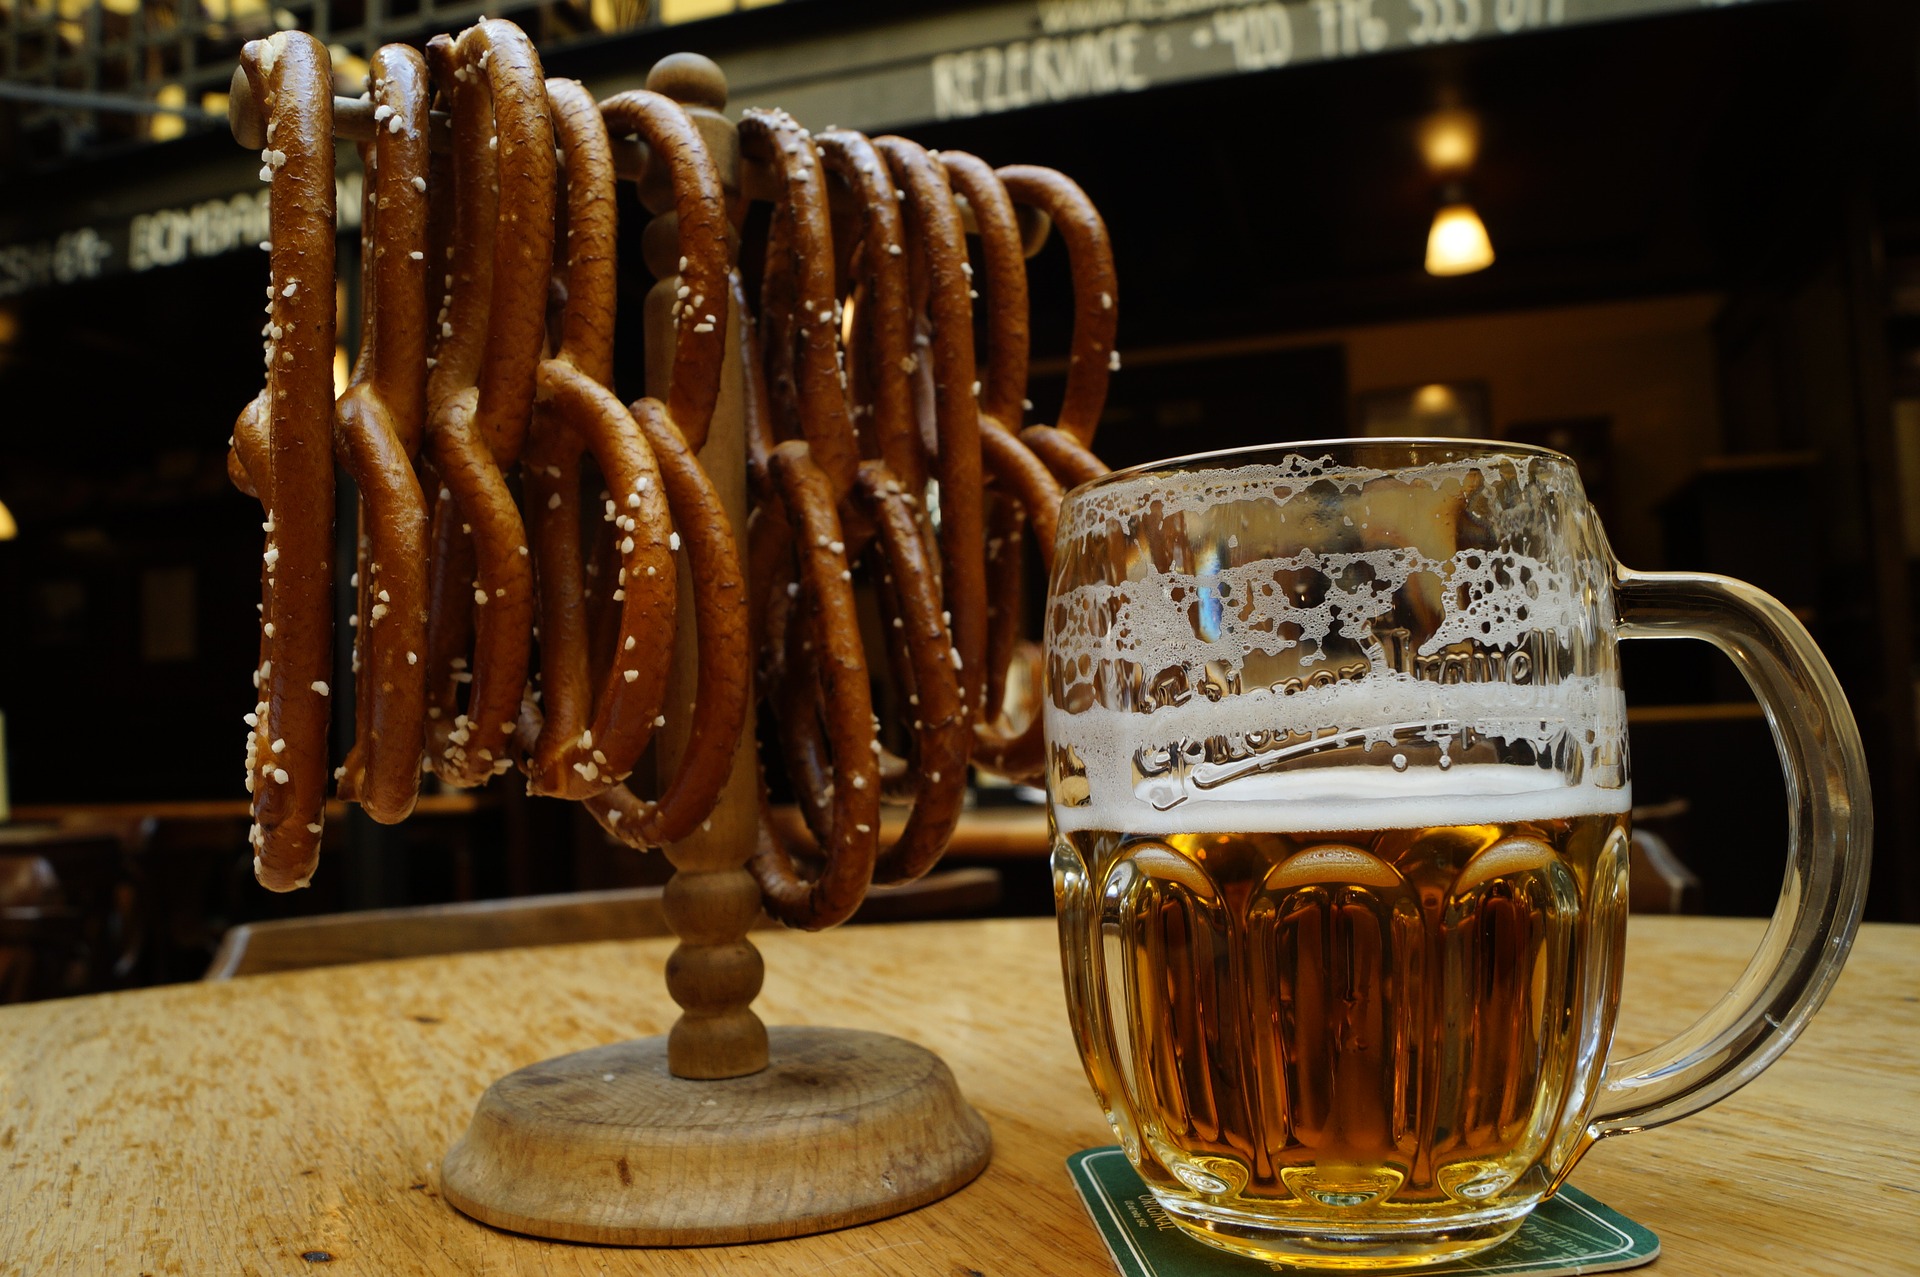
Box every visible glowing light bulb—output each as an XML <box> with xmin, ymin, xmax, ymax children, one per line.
<box><xmin>1425</xmin><ymin>202</ymin><xmax>1495</xmax><ymax>277</ymax></box>
<box><xmin>0</xmin><ymin>498</ymin><xmax>16</xmax><ymax>541</ymax></box>
<box><xmin>1418</xmin><ymin>110</ymin><xmax>1480</xmax><ymax>174</ymax></box>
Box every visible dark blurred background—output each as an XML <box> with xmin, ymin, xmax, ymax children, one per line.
<box><xmin>2</xmin><ymin>0</ymin><xmax>1916</xmax><ymax>995</ymax></box>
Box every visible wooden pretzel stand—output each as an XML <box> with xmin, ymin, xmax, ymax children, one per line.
<box><xmin>231</xmin><ymin>51</ymin><xmax>990</xmax><ymax>1246</ymax></box>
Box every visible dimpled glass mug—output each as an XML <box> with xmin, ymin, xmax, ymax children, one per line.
<box><xmin>1044</xmin><ymin>441</ymin><xmax>1870</xmax><ymax>1268</ymax></box>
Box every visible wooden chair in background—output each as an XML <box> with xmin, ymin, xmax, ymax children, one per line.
<box><xmin>1629</xmin><ymin>829</ymin><xmax>1703</xmax><ymax>915</ymax></box>
<box><xmin>1628</xmin><ymin>799</ymin><xmax>1703</xmax><ymax>915</ymax></box>
<box><xmin>0</xmin><ymin>819</ymin><xmax>151</xmax><ymax>1001</ymax></box>
<box><xmin>205</xmin><ymin>867</ymin><xmax>1004</xmax><ymax>979</ymax></box>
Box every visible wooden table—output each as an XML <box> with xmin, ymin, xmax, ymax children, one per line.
<box><xmin>0</xmin><ymin>917</ymin><xmax>1913</xmax><ymax>1275</ymax></box>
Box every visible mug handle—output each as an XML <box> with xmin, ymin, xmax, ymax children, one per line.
<box><xmin>1591</xmin><ymin>567</ymin><xmax>1873</xmax><ymax>1139</ymax></box>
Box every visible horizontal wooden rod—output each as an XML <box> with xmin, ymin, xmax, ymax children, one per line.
<box><xmin>228</xmin><ymin>68</ymin><xmax>658</xmax><ymax>182</ymax></box>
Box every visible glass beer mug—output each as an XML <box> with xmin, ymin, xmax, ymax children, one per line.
<box><xmin>1045</xmin><ymin>441</ymin><xmax>1870</xmax><ymax>1268</ymax></box>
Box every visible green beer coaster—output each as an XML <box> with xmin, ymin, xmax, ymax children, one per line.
<box><xmin>1068</xmin><ymin>1147</ymin><xmax>1659</xmax><ymax>1276</ymax></box>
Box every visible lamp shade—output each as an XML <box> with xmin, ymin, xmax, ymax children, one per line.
<box><xmin>1425</xmin><ymin>202</ymin><xmax>1495</xmax><ymax>276</ymax></box>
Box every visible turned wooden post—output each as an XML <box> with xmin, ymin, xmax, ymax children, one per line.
<box><xmin>635</xmin><ymin>54</ymin><xmax>767</xmax><ymax>1081</ymax></box>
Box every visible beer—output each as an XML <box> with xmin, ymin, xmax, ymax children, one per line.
<box><xmin>1042</xmin><ymin>442</ymin><xmax>1864</xmax><ymax>1265</ymax></box>
<box><xmin>1053</xmin><ymin>772</ymin><xmax>1631</xmax><ymax>1258</ymax></box>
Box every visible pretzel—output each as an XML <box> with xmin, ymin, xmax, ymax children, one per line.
<box><xmin>419</xmin><ymin>20</ymin><xmax>552</xmax><ymax>787</ymax></box>
<box><xmin>602</xmin><ymin>91</ymin><xmax>733</xmax><ymax>453</ymax></box>
<box><xmin>535</xmin><ymin>87</ymin><xmax>747</xmax><ymax>834</ymax></box>
<box><xmin>583</xmin><ymin>396</ymin><xmax>751</xmax><ymax>844</ymax></box>
<box><xmin>873</xmin><ymin>136</ymin><xmax>987</xmax><ymax>721</ymax></box>
<box><xmin>855</xmin><ymin>465</ymin><xmax>973</xmax><ymax>884</ymax></box>
<box><xmin>996</xmin><ymin>165</ymin><xmax>1118</xmax><ymax>449</ymax></box>
<box><xmin>521</xmin><ymin>363</ymin><xmax>678</xmax><ymax>800</ymax></box>
<box><xmin>970</xmin><ymin>418</ymin><xmax>1066</xmax><ymax>782</ymax></box>
<box><xmin>1019</xmin><ymin>422</ymin><xmax>1107</xmax><ymax>489</ymax></box>
<box><xmin>940</xmin><ymin>152</ymin><xmax>1029</xmax><ymax>438</ymax></box>
<box><xmin>740</xmin><ymin>111</ymin><xmax>861</xmax><ymax>512</ymax></box>
<box><xmin>738</xmin><ymin>109</ymin><xmax>872</xmax><ymax>859</ymax></box>
<box><xmin>516</xmin><ymin>81</ymin><xmax>675</xmax><ymax>801</ymax></box>
<box><xmin>229</xmin><ymin>30</ymin><xmax>335</xmax><ymax>891</ymax></box>
<box><xmin>739</xmin><ymin>116</ymin><xmax>970</xmax><ymax>913</ymax></box>
<box><xmin>748</xmin><ymin>443</ymin><xmax>878</xmax><ymax>929</ymax></box>
<box><xmin>814</xmin><ymin>129</ymin><xmax>989</xmax><ymax>823</ymax></box>
<box><xmin>938</xmin><ymin>152</ymin><xmax>1042</xmax><ymax>772</ymax></box>
<box><xmin>332</xmin><ymin>43</ymin><xmax>431</xmax><ymax>824</ymax></box>
<box><xmin>815</xmin><ymin>131</ymin><xmax>924</xmax><ymax>498</ymax></box>
<box><xmin>940</xmin><ymin>162</ymin><xmax>1120</xmax><ymax>782</ymax></box>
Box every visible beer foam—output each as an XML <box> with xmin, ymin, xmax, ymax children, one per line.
<box><xmin>1047</xmin><ymin>548</ymin><xmax>1595</xmax><ymax>680</ymax></box>
<box><xmin>1046</xmin><ymin>450</ymin><xmax>1629</xmax><ymax>834</ymax></box>
<box><xmin>1050</xmin><ymin>453</ymin><xmax>1604</xmax><ymax>687</ymax></box>
<box><xmin>1049</xmin><ymin>759</ymin><xmax>1630</xmax><ymax>835</ymax></box>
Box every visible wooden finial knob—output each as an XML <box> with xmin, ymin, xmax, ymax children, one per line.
<box><xmin>229</xmin><ymin>63</ymin><xmax>265</xmax><ymax>149</ymax></box>
<box><xmin>646</xmin><ymin>53</ymin><xmax>728</xmax><ymax>111</ymax></box>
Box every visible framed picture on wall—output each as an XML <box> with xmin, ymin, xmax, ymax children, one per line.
<box><xmin>1505</xmin><ymin>416</ymin><xmax>1613</xmax><ymax>523</ymax></box>
<box><xmin>1354</xmin><ymin>381</ymin><xmax>1492</xmax><ymax>438</ymax></box>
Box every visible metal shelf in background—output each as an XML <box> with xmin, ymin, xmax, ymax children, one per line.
<box><xmin>0</xmin><ymin>0</ymin><xmax>662</xmax><ymax>170</ymax></box>
<box><xmin>0</xmin><ymin>0</ymin><xmax>1795</xmax><ymax>299</ymax></box>
<box><xmin>676</xmin><ymin>0</ymin><xmax>1795</xmax><ymax>137</ymax></box>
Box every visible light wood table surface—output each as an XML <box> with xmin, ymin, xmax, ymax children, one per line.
<box><xmin>0</xmin><ymin>916</ymin><xmax>1913</xmax><ymax>1275</ymax></box>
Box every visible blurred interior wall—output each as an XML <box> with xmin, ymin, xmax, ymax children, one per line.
<box><xmin>1342</xmin><ymin>294</ymin><xmax>1723</xmax><ymax>570</ymax></box>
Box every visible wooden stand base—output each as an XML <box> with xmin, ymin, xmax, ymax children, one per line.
<box><xmin>441</xmin><ymin>1025</ymin><xmax>992</xmax><ymax>1245</ymax></box>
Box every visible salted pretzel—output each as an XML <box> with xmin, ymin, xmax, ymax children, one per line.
<box><xmin>579</xmin><ymin>94</ymin><xmax>748</xmax><ymax>847</ymax></box>
<box><xmin>944</xmin><ymin>162</ymin><xmax>1119</xmax><ymax>782</ymax></box>
<box><xmin>228</xmin><ymin>30</ymin><xmax>335</xmax><ymax>891</ymax></box>
<box><xmin>604</xmin><ymin>93</ymin><xmax>733</xmax><ymax>455</ymax></box>
<box><xmin>509</xmin><ymin>82</ymin><xmax>745</xmax><ymax>838</ymax></box>
<box><xmin>738</xmin><ymin>113</ymin><xmax>970</xmax><ymax>924</ymax></box>
<box><xmin>749</xmin><ymin>444</ymin><xmax>879</xmax><ymax>929</ymax></box>
<box><xmin>935</xmin><ymin>151</ymin><xmax>1052</xmax><ymax>779</ymax></box>
<box><xmin>815</xmin><ymin>130</ymin><xmax>924</xmax><ymax>500</ymax></box>
<box><xmin>802</xmin><ymin>127</ymin><xmax>972</xmax><ymax>876</ymax></box>
<box><xmin>872</xmin><ymin>136</ymin><xmax>989</xmax><ymax>721</ymax></box>
<box><xmin>812</xmin><ymin>127</ymin><xmax>939</xmax><ymax>805</ymax></box>
<box><xmin>740</xmin><ymin>110</ymin><xmax>880</xmax><ymax>919</ymax></box>
<box><xmin>1020</xmin><ymin>422</ymin><xmax>1107</xmax><ymax>488</ymax></box>
<box><xmin>1003</xmin><ymin>165</ymin><xmax>1116</xmax><ymax>490</ymax></box>
<box><xmin>998</xmin><ymin>165</ymin><xmax>1118</xmax><ymax>497</ymax></box>
<box><xmin>582</xmin><ymin>396</ymin><xmax>752</xmax><ymax>844</ymax></box>
<box><xmin>516</xmin><ymin>80</ymin><xmax>673</xmax><ymax>801</ymax></box>
<box><xmin>941</xmin><ymin>152</ymin><xmax>1030</xmax><ymax>446</ymax></box>
<box><xmin>999</xmin><ymin>165</ymin><xmax>1117</xmax><ymax>453</ymax></box>
<box><xmin>332</xmin><ymin>43</ymin><xmax>432</xmax><ymax>824</ymax></box>
<box><xmin>743</xmin><ymin>112</ymin><xmax>861</xmax><ymax>510</ymax></box>
<box><xmin>419</xmin><ymin>20</ymin><xmax>552</xmax><ymax>787</ymax></box>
